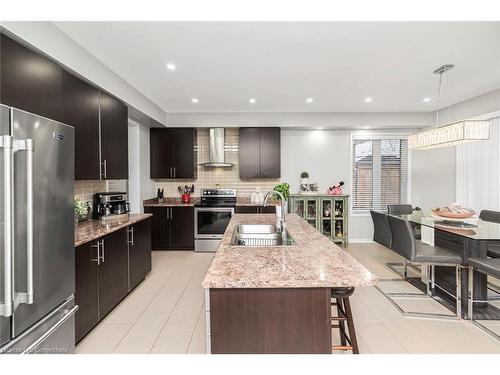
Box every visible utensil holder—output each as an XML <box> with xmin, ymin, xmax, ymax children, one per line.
<box><xmin>181</xmin><ymin>194</ymin><xmax>191</xmax><ymax>203</ymax></box>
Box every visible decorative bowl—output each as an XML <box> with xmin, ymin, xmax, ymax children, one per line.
<box><xmin>431</xmin><ymin>209</ymin><xmax>475</xmax><ymax>219</ymax></box>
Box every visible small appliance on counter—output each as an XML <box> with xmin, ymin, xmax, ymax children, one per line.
<box><xmin>92</xmin><ymin>192</ymin><xmax>130</xmax><ymax>221</ymax></box>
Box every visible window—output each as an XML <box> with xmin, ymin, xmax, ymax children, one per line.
<box><xmin>352</xmin><ymin>136</ymin><xmax>408</xmax><ymax>214</ymax></box>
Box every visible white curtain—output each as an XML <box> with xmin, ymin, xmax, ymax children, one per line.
<box><xmin>456</xmin><ymin>117</ymin><xmax>500</xmax><ymax>212</ymax></box>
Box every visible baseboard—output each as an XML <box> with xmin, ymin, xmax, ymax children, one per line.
<box><xmin>349</xmin><ymin>239</ymin><xmax>374</xmax><ymax>243</ymax></box>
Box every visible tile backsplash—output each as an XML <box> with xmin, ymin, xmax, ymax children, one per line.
<box><xmin>74</xmin><ymin>180</ymin><xmax>128</xmax><ymax>206</ymax></box>
<box><xmin>153</xmin><ymin>128</ymin><xmax>280</xmax><ymax>198</ymax></box>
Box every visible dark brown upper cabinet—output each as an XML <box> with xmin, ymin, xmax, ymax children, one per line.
<box><xmin>0</xmin><ymin>33</ymin><xmax>62</xmax><ymax>122</ymax></box>
<box><xmin>150</xmin><ymin>128</ymin><xmax>197</xmax><ymax>179</ymax></box>
<box><xmin>1</xmin><ymin>32</ymin><xmax>130</xmax><ymax>181</ymax></box>
<box><xmin>239</xmin><ymin>127</ymin><xmax>281</xmax><ymax>179</ymax></box>
<box><xmin>62</xmin><ymin>71</ymin><xmax>100</xmax><ymax>180</ymax></box>
<box><xmin>100</xmin><ymin>90</ymin><xmax>129</xmax><ymax>179</ymax></box>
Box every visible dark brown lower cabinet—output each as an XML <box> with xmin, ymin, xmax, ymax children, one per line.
<box><xmin>75</xmin><ymin>219</ymin><xmax>152</xmax><ymax>343</ymax></box>
<box><xmin>128</xmin><ymin>218</ymin><xmax>152</xmax><ymax>290</ymax></box>
<box><xmin>171</xmin><ymin>207</ymin><xmax>195</xmax><ymax>250</ymax></box>
<box><xmin>98</xmin><ymin>229</ymin><xmax>129</xmax><ymax>318</ymax></box>
<box><xmin>75</xmin><ymin>241</ymin><xmax>99</xmax><ymax>343</ymax></box>
<box><xmin>144</xmin><ymin>206</ymin><xmax>194</xmax><ymax>250</ymax></box>
<box><xmin>235</xmin><ymin>205</ymin><xmax>276</xmax><ymax>214</ymax></box>
<box><xmin>209</xmin><ymin>288</ymin><xmax>331</xmax><ymax>354</ymax></box>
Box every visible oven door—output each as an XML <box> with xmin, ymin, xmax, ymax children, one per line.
<box><xmin>194</xmin><ymin>207</ymin><xmax>234</xmax><ymax>239</ymax></box>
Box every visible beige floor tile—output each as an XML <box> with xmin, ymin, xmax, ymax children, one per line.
<box><xmin>102</xmin><ymin>292</ymin><xmax>155</xmax><ymax>325</ymax></box>
<box><xmin>147</xmin><ymin>285</ymin><xmax>185</xmax><ymax>312</ymax></box>
<box><xmin>114</xmin><ymin>312</ymin><xmax>170</xmax><ymax>354</ymax></box>
<box><xmin>76</xmin><ymin>323</ymin><xmax>131</xmax><ymax>354</ymax></box>
<box><xmin>150</xmin><ymin>324</ymin><xmax>196</xmax><ymax>354</ymax></box>
<box><xmin>168</xmin><ymin>292</ymin><xmax>205</xmax><ymax>325</ymax></box>
<box><xmin>165</xmin><ymin>254</ymin><xmax>203</xmax><ymax>286</ymax></box>
<box><xmin>76</xmin><ymin>248</ymin><xmax>500</xmax><ymax>355</ymax></box>
<box><xmin>356</xmin><ymin>323</ymin><xmax>408</xmax><ymax>354</ymax></box>
<box><xmin>187</xmin><ymin>308</ymin><xmax>207</xmax><ymax>354</ymax></box>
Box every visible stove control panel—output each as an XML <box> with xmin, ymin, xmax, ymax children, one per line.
<box><xmin>201</xmin><ymin>188</ymin><xmax>237</xmax><ymax>197</ymax></box>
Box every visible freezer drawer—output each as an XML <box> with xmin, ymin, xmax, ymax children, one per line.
<box><xmin>1</xmin><ymin>297</ymin><xmax>77</xmax><ymax>354</ymax></box>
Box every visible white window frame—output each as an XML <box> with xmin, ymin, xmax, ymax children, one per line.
<box><xmin>349</xmin><ymin>132</ymin><xmax>412</xmax><ymax>217</ymax></box>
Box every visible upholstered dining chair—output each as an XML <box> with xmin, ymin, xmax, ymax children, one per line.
<box><xmin>479</xmin><ymin>210</ymin><xmax>500</xmax><ymax>258</ymax></box>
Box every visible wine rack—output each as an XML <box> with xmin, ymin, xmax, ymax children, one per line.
<box><xmin>289</xmin><ymin>194</ymin><xmax>349</xmax><ymax>246</ymax></box>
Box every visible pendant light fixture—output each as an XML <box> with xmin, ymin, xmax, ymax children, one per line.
<box><xmin>408</xmin><ymin>64</ymin><xmax>490</xmax><ymax>150</ymax></box>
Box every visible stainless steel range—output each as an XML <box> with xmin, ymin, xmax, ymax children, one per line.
<box><xmin>194</xmin><ymin>188</ymin><xmax>236</xmax><ymax>252</ymax></box>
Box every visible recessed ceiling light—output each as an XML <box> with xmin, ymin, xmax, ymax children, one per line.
<box><xmin>166</xmin><ymin>63</ymin><xmax>176</xmax><ymax>71</ymax></box>
<box><xmin>317</xmin><ymin>126</ymin><xmax>323</xmax><ymax>130</ymax></box>
<box><xmin>191</xmin><ymin>98</ymin><xmax>199</xmax><ymax>104</ymax></box>
<box><xmin>365</xmin><ymin>126</ymin><xmax>371</xmax><ymax>129</ymax></box>
<box><xmin>364</xmin><ymin>97</ymin><xmax>373</xmax><ymax>103</ymax></box>
<box><xmin>423</xmin><ymin>97</ymin><xmax>432</xmax><ymax>103</ymax></box>
<box><xmin>306</xmin><ymin>98</ymin><xmax>314</xmax><ymax>103</ymax></box>
<box><xmin>249</xmin><ymin>98</ymin><xmax>256</xmax><ymax>104</ymax></box>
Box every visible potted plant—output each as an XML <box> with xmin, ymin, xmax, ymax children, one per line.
<box><xmin>300</xmin><ymin>171</ymin><xmax>309</xmax><ymax>185</ymax></box>
<box><xmin>273</xmin><ymin>183</ymin><xmax>290</xmax><ymax>218</ymax></box>
<box><xmin>74</xmin><ymin>195</ymin><xmax>86</xmax><ymax>228</ymax></box>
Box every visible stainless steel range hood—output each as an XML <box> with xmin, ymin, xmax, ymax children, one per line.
<box><xmin>199</xmin><ymin>128</ymin><xmax>234</xmax><ymax>168</ymax></box>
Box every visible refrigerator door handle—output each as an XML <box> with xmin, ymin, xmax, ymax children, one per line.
<box><xmin>13</xmin><ymin>138</ymin><xmax>35</xmax><ymax>305</ymax></box>
<box><xmin>0</xmin><ymin>135</ymin><xmax>13</xmax><ymax>317</ymax></box>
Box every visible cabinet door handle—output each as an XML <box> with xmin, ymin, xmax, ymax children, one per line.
<box><xmin>100</xmin><ymin>240</ymin><xmax>105</xmax><ymax>263</ymax></box>
<box><xmin>101</xmin><ymin>159</ymin><xmax>107</xmax><ymax>179</ymax></box>
<box><xmin>173</xmin><ymin>166</ymin><xmax>176</xmax><ymax>178</ymax></box>
<box><xmin>127</xmin><ymin>227</ymin><xmax>134</xmax><ymax>246</ymax></box>
<box><xmin>91</xmin><ymin>241</ymin><xmax>100</xmax><ymax>265</ymax></box>
<box><xmin>170</xmin><ymin>166</ymin><xmax>173</xmax><ymax>179</ymax></box>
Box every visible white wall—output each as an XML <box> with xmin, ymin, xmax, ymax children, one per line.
<box><xmin>2</xmin><ymin>22</ymin><xmax>166</xmax><ymax>125</ymax></box>
<box><xmin>281</xmin><ymin>129</ymin><xmax>379</xmax><ymax>241</ymax></box>
<box><xmin>411</xmin><ymin>147</ymin><xmax>457</xmax><ymax>210</ymax></box>
<box><xmin>128</xmin><ymin>119</ymin><xmax>154</xmax><ymax>213</ymax></box>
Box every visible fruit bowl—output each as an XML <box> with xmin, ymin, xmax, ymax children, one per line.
<box><xmin>432</xmin><ymin>209</ymin><xmax>475</xmax><ymax>219</ymax></box>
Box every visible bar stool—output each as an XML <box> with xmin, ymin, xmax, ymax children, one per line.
<box><xmin>331</xmin><ymin>287</ymin><xmax>359</xmax><ymax>354</ymax></box>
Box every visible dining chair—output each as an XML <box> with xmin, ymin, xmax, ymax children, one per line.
<box><xmin>387</xmin><ymin>204</ymin><xmax>413</xmax><ymax>215</ymax></box>
<box><xmin>377</xmin><ymin>215</ymin><xmax>464</xmax><ymax>319</ymax></box>
<box><xmin>370</xmin><ymin>210</ymin><xmax>392</xmax><ymax>248</ymax></box>
<box><xmin>479</xmin><ymin>210</ymin><xmax>500</xmax><ymax>258</ymax></box>
<box><xmin>467</xmin><ymin>257</ymin><xmax>500</xmax><ymax>341</ymax></box>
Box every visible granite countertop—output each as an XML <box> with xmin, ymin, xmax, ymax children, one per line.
<box><xmin>202</xmin><ymin>214</ymin><xmax>377</xmax><ymax>289</ymax></box>
<box><xmin>143</xmin><ymin>197</ymin><xmax>199</xmax><ymax>207</ymax></box>
<box><xmin>75</xmin><ymin>213</ymin><xmax>152</xmax><ymax>247</ymax></box>
<box><xmin>143</xmin><ymin>196</ymin><xmax>277</xmax><ymax>207</ymax></box>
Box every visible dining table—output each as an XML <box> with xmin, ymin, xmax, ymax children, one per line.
<box><xmin>398</xmin><ymin>212</ymin><xmax>500</xmax><ymax>318</ymax></box>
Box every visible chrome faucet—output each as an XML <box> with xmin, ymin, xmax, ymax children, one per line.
<box><xmin>263</xmin><ymin>190</ymin><xmax>286</xmax><ymax>230</ymax></box>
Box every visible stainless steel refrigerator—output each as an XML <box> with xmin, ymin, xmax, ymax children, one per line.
<box><xmin>0</xmin><ymin>104</ymin><xmax>77</xmax><ymax>354</ymax></box>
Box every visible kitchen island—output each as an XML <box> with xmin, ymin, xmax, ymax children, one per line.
<box><xmin>202</xmin><ymin>214</ymin><xmax>377</xmax><ymax>354</ymax></box>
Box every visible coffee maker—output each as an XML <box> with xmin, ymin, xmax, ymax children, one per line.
<box><xmin>92</xmin><ymin>192</ymin><xmax>130</xmax><ymax>221</ymax></box>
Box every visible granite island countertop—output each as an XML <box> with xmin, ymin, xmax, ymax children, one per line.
<box><xmin>75</xmin><ymin>213</ymin><xmax>152</xmax><ymax>247</ymax></box>
<box><xmin>202</xmin><ymin>214</ymin><xmax>377</xmax><ymax>289</ymax></box>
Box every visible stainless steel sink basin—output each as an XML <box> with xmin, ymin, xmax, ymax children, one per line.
<box><xmin>230</xmin><ymin>224</ymin><xmax>295</xmax><ymax>246</ymax></box>
<box><xmin>236</xmin><ymin>224</ymin><xmax>278</xmax><ymax>234</ymax></box>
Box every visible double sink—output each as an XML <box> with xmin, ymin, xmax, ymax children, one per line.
<box><xmin>230</xmin><ymin>224</ymin><xmax>295</xmax><ymax>247</ymax></box>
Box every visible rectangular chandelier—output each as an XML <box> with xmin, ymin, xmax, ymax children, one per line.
<box><xmin>409</xmin><ymin>120</ymin><xmax>490</xmax><ymax>150</ymax></box>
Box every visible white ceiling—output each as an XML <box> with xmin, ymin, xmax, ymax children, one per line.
<box><xmin>53</xmin><ymin>22</ymin><xmax>500</xmax><ymax>113</ymax></box>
